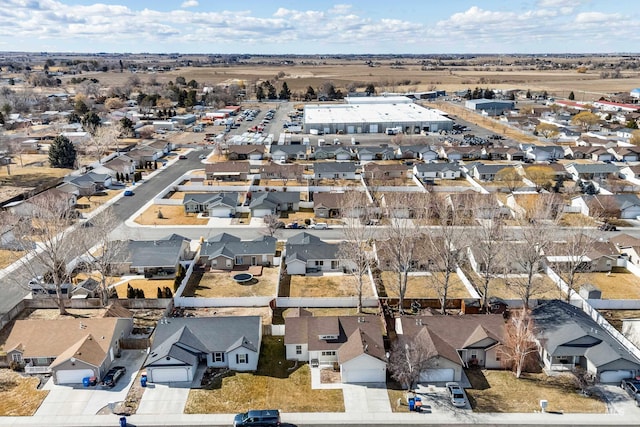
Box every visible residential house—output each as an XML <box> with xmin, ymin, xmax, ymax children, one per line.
<box><xmin>531</xmin><ymin>300</ymin><xmax>640</xmax><ymax>383</ymax></box>
<box><xmin>60</xmin><ymin>172</ymin><xmax>113</xmax><ymax>197</ymax></box>
<box><xmin>564</xmin><ymin>163</ymin><xmax>620</xmax><ymax>181</ymax></box>
<box><xmin>545</xmin><ymin>239</ymin><xmax>619</xmax><ymax>273</ymax></box>
<box><xmin>413</xmin><ymin>162</ymin><xmax>461</xmax><ymax>181</ymax></box>
<box><xmin>4</xmin><ymin>317</ymin><xmax>132</xmax><ymax>384</ymax></box>
<box><xmin>312</xmin><ymin>191</ymin><xmax>368</xmax><ymax>218</ymax></box>
<box><xmin>285</xmin><ymin>311</ymin><xmax>387</xmax><ymax>384</ymax></box>
<box><xmin>363</xmin><ymin>163</ymin><xmax>412</xmax><ymax>180</ymax></box>
<box><xmin>565</xmin><ymin>146</ymin><xmax>593</xmax><ymax>159</ymax></box>
<box><xmin>468</xmin><ymin>163</ymin><xmax>515</xmax><ymax>182</ymax></box>
<box><xmin>248</xmin><ymin>191</ymin><xmax>300</xmax><ymax>217</ymax></box>
<box><xmin>227</xmin><ymin>144</ymin><xmax>266</xmax><ymax>161</ymax></box>
<box><xmin>124</xmin><ymin>234</ymin><xmax>192</xmax><ymax>278</ymax></box>
<box><xmin>312</xmin><ymin>146</ymin><xmax>353</xmax><ymax>161</ymax></box>
<box><xmin>7</xmin><ymin>188</ymin><xmax>77</xmax><ymax>217</ymax></box>
<box><xmin>397</xmin><ymin>145</ymin><xmax>439</xmax><ymax>161</ymax></box>
<box><xmin>524</xmin><ymin>145</ymin><xmax>565</xmax><ymax>162</ymax></box>
<box><xmin>486</xmin><ymin>146</ymin><xmax>525</xmax><ymax>161</ymax></box>
<box><xmin>610</xmin><ymin>234</ymin><xmax>640</xmax><ymax>267</ymax></box>
<box><xmin>101</xmin><ymin>155</ymin><xmax>137</xmax><ymax>178</ymax></box>
<box><xmin>127</xmin><ymin>146</ymin><xmax>161</xmax><ymax>163</ymax></box>
<box><xmin>313</xmin><ymin>162</ymin><xmax>358</xmax><ymax>180</ymax></box>
<box><xmin>198</xmin><ymin>233</ymin><xmax>277</xmax><ymax>269</ymax></box>
<box><xmin>588</xmin><ymin>147</ymin><xmax>615</xmax><ymax>163</ymax></box>
<box><xmin>205</xmin><ymin>162</ymin><xmax>250</xmax><ymax>181</ymax></box>
<box><xmin>572</xmin><ymin>194</ymin><xmax>640</xmax><ymax>219</ymax></box>
<box><xmin>354</xmin><ymin>145</ymin><xmax>396</xmax><ymax>161</ymax></box>
<box><xmin>269</xmin><ymin>145</ymin><xmax>308</xmax><ymax>161</ymax></box>
<box><xmin>285</xmin><ymin>232</ymin><xmax>342</xmax><ymax>275</ymax></box>
<box><xmin>146</xmin><ymin>139</ymin><xmax>174</xmax><ymax>155</ymax></box>
<box><xmin>612</xmin><ymin>147</ymin><xmax>640</xmax><ymax>163</ymax></box>
<box><xmin>258</xmin><ymin>162</ymin><xmax>304</xmax><ymax>181</ymax></box>
<box><xmin>440</xmin><ymin>146</ymin><xmax>485</xmax><ymax>162</ymax></box>
<box><xmin>395</xmin><ymin>314</ymin><xmax>505</xmax><ymax>382</ymax></box>
<box><xmin>144</xmin><ymin>316</ymin><xmax>262</xmax><ymax>383</ymax></box>
<box><xmin>619</xmin><ymin>164</ymin><xmax>640</xmax><ymax>180</ymax></box>
<box><xmin>182</xmin><ymin>192</ymin><xmax>239</xmax><ymax>218</ymax></box>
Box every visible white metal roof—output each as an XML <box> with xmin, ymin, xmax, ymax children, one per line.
<box><xmin>303</xmin><ymin>102</ymin><xmax>452</xmax><ymax>126</ymax></box>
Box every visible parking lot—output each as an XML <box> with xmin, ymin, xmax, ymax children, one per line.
<box><xmin>35</xmin><ymin>350</ymin><xmax>147</xmax><ymax>417</ymax></box>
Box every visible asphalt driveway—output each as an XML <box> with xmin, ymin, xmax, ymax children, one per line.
<box><xmin>35</xmin><ymin>350</ymin><xmax>147</xmax><ymax>417</ymax></box>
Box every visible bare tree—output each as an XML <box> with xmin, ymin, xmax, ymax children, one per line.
<box><xmin>338</xmin><ymin>190</ymin><xmax>375</xmax><ymax>313</ymax></box>
<box><xmin>498</xmin><ymin>308</ymin><xmax>539</xmax><ymax>378</ymax></box>
<box><xmin>88</xmin><ymin>123</ymin><xmax>120</xmax><ymax>163</ymax></box>
<box><xmin>12</xmin><ymin>193</ymin><xmax>79</xmax><ymax>314</ymax></box>
<box><xmin>78</xmin><ymin>207</ymin><xmax>128</xmax><ymax>306</ymax></box>
<box><xmin>263</xmin><ymin>214</ymin><xmax>283</xmax><ymax>238</ymax></box>
<box><xmin>423</xmin><ymin>193</ymin><xmax>468</xmax><ymax>314</ymax></box>
<box><xmin>495</xmin><ymin>166</ymin><xmax>522</xmax><ymax>192</ymax></box>
<box><xmin>378</xmin><ymin>193</ymin><xmax>427</xmax><ymax>314</ymax></box>
<box><xmin>388</xmin><ymin>328</ymin><xmax>438</xmax><ymax>390</ymax></box>
<box><xmin>470</xmin><ymin>198</ymin><xmax>507</xmax><ymax>312</ymax></box>
<box><xmin>505</xmin><ymin>201</ymin><xmax>560</xmax><ymax>307</ymax></box>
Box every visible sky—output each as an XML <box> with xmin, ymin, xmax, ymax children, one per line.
<box><xmin>0</xmin><ymin>0</ymin><xmax>637</xmax><ymax>54</ymax></box>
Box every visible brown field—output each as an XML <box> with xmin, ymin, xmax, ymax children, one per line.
<box><xmin>114</xmin><ymin>278</ymin><xmax>176</xmax><ymax>298</ymax></box>
<box><xmin>381</xmin><ymin>271</ymin><xmax>471</xmax><ymax>299</ymax></box>
<box><xmin>189</xmin><ymin>267</ymin><xmax>279</xmax><ymax>298</ymax></box>
<box><xmin>81</xmin><ymin>63</ymin><xmax>640</xmax><ymax>102</ymax></box>
<box><xmin>0</xmin><ymin>153</ymin><xmax>73</xmax><ymax>200</ymax></box>
<box><xmin>0</xmin><ymin>369</ymin><xmax>49</xmax><ymax>416</ymax></box>
<box><xmin>74</xmin><ymin>189</ymin><xmax>121</xmax><ymax>213</ymax></box>
<box><xmin>133</xmin><ymin>204</ymin><xmax>209</xmax><ymax>226</ymax></box>
<box><xmin>580</xmin><ymin>269</ymin><xmax>640</xmax><ymax>299</ymax></box>
<box><xmin>0</xmin><ymin>249</ymin><xmax>21</xmax><ymax>269</ymax></box>
<box><xmin>288</xmin><ymin>274</ymin><xmax>375</xmax><ymax>298</ymax></box>
<box><xmin>465</xmin><ymin>270</ymin><xmax>562</xmax><ymax>301</ymax></box>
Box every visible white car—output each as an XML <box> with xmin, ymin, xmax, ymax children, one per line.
<box><xmin>445</xmin><ymin>382</ymin><xmax>468</xmax><ymax>408</ymax></box>
<box><xmin>198</xmin><ymin>154</ymin><xmax>207</xmax><ymax>160</ymax></box>
<box><xmin>309</xmin><ymin>222</ymin><xmax>328</xmax><ymax>230</ymax></box>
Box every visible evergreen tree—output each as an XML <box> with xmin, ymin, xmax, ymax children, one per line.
<box><xmin>157</xmin><ymin>287</ymin><xmax>163</xmax><ymax>298</ymax></box>
<box><xmin>279</xmin><ymin>82</ymin><xmax>291</xmax><ymax>100</ymax></box>
<box><xmin>365</xmin><ymin>83</ymin><xmax>376</xmax><ymax>96</ymax></box>
<box><xmin>48</xmin><ymin>135</ymin><xmax>77</xmax><ymax>168</ymax></box>
<box><xmin>568</xmin><ymin>91</ymin><xmax>575</xmax><ymax>100</ymax></box>
<box><xmin>256</xmin><ymin>86</ymin><xmax>265</xmax><ymax>101</ymax></box>
<box><xmin>305</xmin><ymin>86</ymin><xmax>316</xmax><ymax>101</ymax></box>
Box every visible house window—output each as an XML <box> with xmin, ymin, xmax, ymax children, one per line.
<box><xmin>11</xmin><ymin>353</ymin><xmax>22</xmax><ymax>363</ymax></box>
<box><xmin>321</xmin><ymin>351</ymin><xmax>336</xmax><ymax>357</ymax></box>
<box><xmin>470</xmin><ymin>351</ymin><xmax>477</xmax><ymax>360</ymax></box>
<box><xmin>495</xmin><ymin>355</ymin><xmax>500</xmax><ymax>361</ymax></box>
<box><xmin>211</xmin><ymin>259</ymin><xmax>217</xmax><ymax>267</ymax></box>
<box><xmin>236</xmin><ymin>257</ymin><xmax>244</xmax><ymax>265</ymax></box>
<box><xmin>296</xmin><ymin>345</ymin><xmax>302</xmax><ymax>355</ymax></box>
<box><xmin>236</xmin><ymin>354</ymin><xmax>248</xmax><ymax>364</ymax></box>
<box><xmin>315</xmin><ymin>261</ymin><xmax>324</xmax><ymax>266</ymax></box>
<box><xmin>213</xmin><ymin>352</ymin><xmax>225</xmax><ymax>363</ymax></box>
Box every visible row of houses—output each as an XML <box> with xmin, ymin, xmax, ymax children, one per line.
<box><xmin>6</xmin><ymin>299</ymin><xmax>639</xmax><ymax>386</ymax></box>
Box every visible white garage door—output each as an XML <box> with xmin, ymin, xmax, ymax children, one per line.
<box><xmin>209</xmin><ymin>208</ymin><xmax>232</xmax><ymax>218</ymax></box>
<box><xmin>369</xmin><ymin>124</ymin><xmax>378</xmax><ymax>133</ymax></box>
<box><xmin>600</xmin><ymin>370</ymin><xmax>634</xmax><ymax>383</ymax></box>
<box><xmin>419</xmin><ymin>368</ymin><xmax>454</xmax><ymax>383</ymax></box>
<box><xmin>149</xmin><ymin>367</ymin><xmax>191</xmax><ymax>383</ymax></box>
<box><xmin>343</xmin><ymin>368</ymin><xmax>384</xmax><ymax>383</ymax></box>
<box><xmin>56</xmin><ymin>368</ymin><xmax>95</xmax><ymax>384</ymax></box>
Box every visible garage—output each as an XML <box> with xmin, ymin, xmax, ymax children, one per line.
<box><xmin>55</xmin><ymin>368</ymin><xmax>95</xmax><ymax>384</ymax></box>
<box><xmin>342</xmin><ymin>368</ymin><xmax>385</xmax><ymax>383</ymax></box>
<box><xmin>148</xmin><ymin>366</ymin><xmax>192</xmax><ymax>383</ymax></box>
<box><xmin>419</xmin><ymin>368</ymin><xmax>455</xmax><ymax>383</ymax></box>
<box><xmin>599</xmin><ymin>370</ymin><xmax>635</xmax><ymax>383</ymax></box>
<box><xmin>209</xmin><ymin>207</ymin><xmax>233</xmax><ymax>218</ymax></box>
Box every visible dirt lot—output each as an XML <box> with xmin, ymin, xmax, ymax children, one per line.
<box><xmin>0</xmin><ymin>369</ymin><xmax>49</xmax><ymax>416</ymax></box>
<box><xmin>0</xmin><ymin>153</ymin><xmax>73</xmax><ymax>200</ymax></box>
<box><xmin>133</xmin><ymin>204</ymin><xmax>209</xmax><ymax>226</ymax></box>
<box><xmin>288</xmin><ymin>273</ymin><xmax>375</xmax><ymax>298</ymax></box>
<box><xmin>381</xmin><ymin>271</ymin><xmax>471</xmax><ymax>299</ymax></box>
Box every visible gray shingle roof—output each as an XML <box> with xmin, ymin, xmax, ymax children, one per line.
<box><xmin>285</xmin><ymin>232</ymin><xmax>339</xmax><ymax>262</ymax></box>
<box><xmin>249</xmin><ymin>191</ymin><xmax>300</xmax><ymax>209</ymax></box>
<box><xmin>127</xmin><ymin>239</ymin><xmax>186</xmax><ymax>268</ymax></box>
<box><xmin>314</xmin><ymin>162</ymin><xmax>357</xmax><ymax>174</ymax></box>
<box><xmin>182</xmin><ymin>192</ymin><xmax>239</xmax><ymax>207</ymax></box>
<box><xmin>200</xmin><ymin>233</ymin><xmax>276</xmax><ymax>259</ymax></box>
<box><xmin>146</xmin><ymin>317</ymin><xmax>261</xmax><ymax>367</ymax></box>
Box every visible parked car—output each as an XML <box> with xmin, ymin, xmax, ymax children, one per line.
<box><xmin>233</xmin><ymin>409</ymin><xmax>281</xmax><ymax>427</ymax></box>
<box><xmin>309</xmin><ymin>222</ymin><xmax>328</xmax><ymax>230</ymax></box>
<box><xmin>179</xmin><ymin>155</ymin><xmax>188</xmax><ymax>160</ymax></box>
<box><xmin>621</xmin><ymin>378</ymin><xmax>640</xmax><ymax>406</ymax></box>
<box><xmin>123</xmin><ymin>189</ymin><xmax>134</xmax><ymax>196</ymax></box>
<box><xmin>445</xmin><ymin>382</ymin><xmax>468</xmax><ymax>408</ymax></box>
<box><xmin>598</xmin><ymin>223</ymin><xmax>617</xmax><ymax>231</ymax></box>
<box><xmin>103</xmin><ymin>366</ymin><xmax>126</xmax><ymax>388</ymax></box>
<box><xmin>198</xmin><ymin>154</ymin><xmax>207</xmax><ymax>160</ymax></box>
<box><xmin>286</xmin><ymin>222</ymin><xmax>306</xmax><ymax>229</ymax></box>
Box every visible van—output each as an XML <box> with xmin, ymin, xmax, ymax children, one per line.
<box><xmin>310</xmin><ymin>222</ymin><xmax>328</xmax><ymax>230</ymax></box>
<box><xmin>233</xmin><ymin>409</ymin><xmax>281</xmax><ymax>427</ymax></box>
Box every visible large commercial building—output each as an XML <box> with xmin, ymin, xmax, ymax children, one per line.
<box><xmin>303</xmin><ymin>96</ymin><xmax>453</xmax><ymax>135</ymax></box>
<box><xmin>464</xmin><ymin>99</ymin><xmax>515</xmax><ymax>116</ymax></box>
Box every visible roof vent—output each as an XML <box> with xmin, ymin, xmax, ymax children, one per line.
<box><xmin>415</xmin><ymin>318</ymin><xmax>422</xmax><ymax>326</ymax></box>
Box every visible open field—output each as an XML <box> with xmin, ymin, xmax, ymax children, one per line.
<box><xmin>0</xmin><ymin>369</ymin><xmax>49</xmax><ymax>416</ymax></box>
<box><xmin>288</xmin><ymin>273</ymin><xmax>375</xmax><ymax>298</ymax></box>
<box><xmin>380</xmin><ymin>271</ymin><xmax>470</xmax><ymax>299</ymax></box>
<box><xmin>133</xmin><ymin>204</ymin><xmax>209</xmax><ymax>226</ymax></box>
<box><xmin>579</xmin><ymin>268</ymin><xmax>640</xmax><ymax>299</ymax></box>
<box><xmin>72</xmin><ymin>64</ymin><xmax>640</xmax><ymax>102</ymax></box>
<box><xmin>465</xmin><ymin>369</ymin><xmax>605</xmax><ymax>413</ymax></box>
<box><xmin>0</xmin><ymin>153</ymin><xmax>73</xmax><ymax>200</ymax></box>
<box><xmin>188</xmin><ymin>267</ymin><xmax>279</xmax><ymax>298</ymax></box>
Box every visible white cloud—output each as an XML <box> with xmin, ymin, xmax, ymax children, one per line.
<box><xmin>575</xmin><ymin>11</ymin><xmax>622</xmax><ymax>23</ymax></box>
<box><xmin>181</xmin><ymin>0</ymin><xmax>198</xmax><ymax>8</ymax></box>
